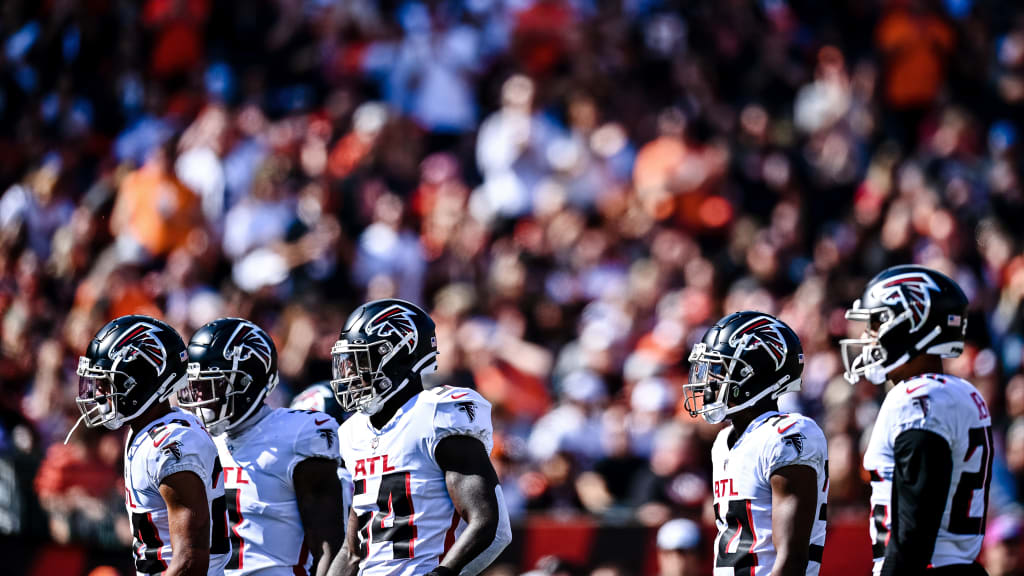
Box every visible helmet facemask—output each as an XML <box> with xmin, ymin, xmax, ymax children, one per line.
<box><xmin>684</xmin><ymin>339</ymin><xmax>801</xmax><ymax>424</ymax></box>
<box><xmin>840</xmin><ymin>300</ymin><xmax>957</xmax><ymax>385</ymax></box>
<box><xmin>75</xmin><ymin>356</ymin><xmax>137</xmax><ymax>430</ymax></box>
<box><xmin>179</xmin><ymin>346</ymin><xmax>277</xmax><ymax>435</ymax></box>
<box><xmin>331</xmin><ymin>334</ymin><xmax>412</xmax><ymax>415</ymax></box>
<box><xmin>684</xmin><ymin>343</ymin><xmax>757</xmax><ymax>424</ymax></box>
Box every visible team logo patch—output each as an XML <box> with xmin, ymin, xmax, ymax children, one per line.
<box><xmin>728</xmin><ymin>316</ymin><xmax>789</xmax><ymax>370</ymax></box>
<box><xmin>161</xmin><ymin>440</ymin><xmax>183</xmax><ymax>460</ymax></box>
<box><xmin>912</xmin><ymin>396</ymin><xmax>932</xmax><ymax>418</ymax></box>
<box><xmin>318</xmin><ymin>429</ymin><xmax>335</xmax><ymax>450</ymax></box>
<box><xmin>871</xmin><ymin>273</ymin><xmax>940</xmax><ymax>333</ymax></box>
<box><xmin>366</xmin><ymin>305</ymin><xmax>419</xmax><ymax>353</ymax></box>
<box><xmin>109</xmin><ymin>322</ymin><xmax>168</xmax><ymax>375</ymax></box>
<box><xmin>223</xmin><ymin>322</ymin><xmax>274</xmax><ymax>370</ymax></box>
<box><xmin>457</xmin><ymin>402</ymin><xmax>477</xmax><ymax>422</ymax></box>
<box><xmin>783</xmin><ymin>433</ymin><xmax>805</xmax><ymax>455</ymax></box>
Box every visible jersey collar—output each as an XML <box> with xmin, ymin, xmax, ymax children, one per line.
<box><xmin>731</xmin><ymin>410</ymin><xmax>781</xmax><ymax>447</ymax></box>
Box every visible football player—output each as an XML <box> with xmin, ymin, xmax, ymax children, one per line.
<box><xmin>289</xmin><ymin>383</ymin><xmax>355</xmax><ymax>524</ymax></box>
<box><xmin>327</xmin><ymin>299</ymin><xmax>512</xmax><ymax>576</ymax></box>
<box><xmin>71</xmin><ymin>314</ymin><xmax>230</xmax><ymax>576</ymax></box>
<box><xmin>179</xmin><ymin>318</ymin><xmax>346</xmax><ymax>576</ymax></box>
<box><xmin>842</xmin><ymin>265</ymin><xmax>991</xmax><ymax>576</ymax></box>
<box><xmin>684</xmin><ymin>311</ymin><xmax>828</xmax><ymax>576</ymax></box>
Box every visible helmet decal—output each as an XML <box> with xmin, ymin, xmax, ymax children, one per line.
<box><xmin>109</xmin><ymin>322</ymin><xmax>169</xmax><ymax>375</ymax></box>
<box><xmin>869</xmin><ymin>272</ymin><xmax>940</xmax><ymax>332</ymax></box>
<box><xmin>728</xmin><ymin>316</ymin><xmax>789</xmax><ymax>370</ymax></box>
<box><xmin>365</xmin><ymin>305</ymin><xmax>419</xmax><ymax>353</ymax></box>
<box><xmin>222</xmin><ymin>321</ymin><xmax>274</xmax><ymax>370</ymax></box>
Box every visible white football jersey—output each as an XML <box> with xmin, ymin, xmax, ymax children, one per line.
<box><xmin>214</xmin><ymin>406</ymin><xmax>342</xmax><ymax>576</ymax></box>
<box><xmin>339</xmin><ymin>386</ymin><xmax>494</xmax><ymax>576</ymax></box>
<box><xmin>124</xmin><ymin>408</ymin><xmax>230</xmax><ymax>576</ymax></box>
<box><xmin>710</xmin><ymin>411</ymin><xmax>828</xmax><ymax>576</ymax></box>
<box><xmin>863</xmin><ymin>373</ymin><xmax>993</xmax><ymax>573</ymax></box>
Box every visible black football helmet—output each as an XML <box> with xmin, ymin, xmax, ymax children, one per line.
<box><xmin>179</xmin><ymin>318</ymin><xmax>279</xmax><ymax>435</ymax></box>
<box><xmin>684</xmin><ymin>311</ymin><xmax>804</xmax><ymax>424</ymax></box>
<box><xmin>331</xmin><ymin>299</ymin><xmax>438</xmax><ymax>414</ymax></box>
<box><xmin>73</xmin><ymin>315</ymin><xmax>188</xmax><ymax>435</ymax></box>
<box><xmin>289</xmin><ymin>382</ymin><xmax>348</xmax><ymax>423</ymax></box>
<box><xmin>841</xmin><ymin>265</ymin><xmax>967</xmax><ymax>385</ymax></box>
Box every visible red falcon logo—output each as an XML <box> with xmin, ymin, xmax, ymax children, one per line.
<box><xmin>728</xmin><ymin>316</ymin><xmax>789</xmax><ymax>370</ymax></box>
<box><xmin>109</xmin><ymin>322</ymin><xmax>168</xmax><ymax>375</ymax></box>
<box><xmin>366</xmin><ymin>305</ymin><xmax>419</xmax><ymax>353</ymax></box>
<box><xmin>871</xmin><ymin>273</ymin><xmax>940</xmax><ymax>333</ymax></box>
<box><xmin>223</xmin><ymin>322</ymin><xmax>273</xmax><ymax>370</ymax></box>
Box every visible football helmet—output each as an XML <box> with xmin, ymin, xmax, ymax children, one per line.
<box><xmin>331</xmin><ymin>299</ymin><xmax>438</xmax><ymax>415</ymax></box>
<box><xmin>289</xmin><ymin>382</ymin><xmax>348</xmax><ymax>423</ymax></box>
<box><xmin>841</xmin><ymin>265</ymin><xmax>967</xmax><ymax>385</ymax></box>
<box><xmin>179</xmin><ymin>318</ymin><xmax>279</xmax><ymax>435</ymax></box>
<box><xmin>683</xmin><ymin>311</ymin><xmax>804</xmax><ymax>424</ymax></box>
<box><xmin>72</xmin><ymin>315</ymin><xmax>188</xmax><ymax>436</ymax></box>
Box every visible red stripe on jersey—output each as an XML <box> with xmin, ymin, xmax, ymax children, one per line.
<box><xmin>293</xmin><ymin>539</ymin><xmax>310</xmax><ymax>576</ymax></box>
<box><xmin>406</xmin><ymin>472</ymin><xmax>416</xmax><ymax>558</ymax></box>
<box><xmin>150</xmin><ymin>512</ymin><xmax>168</xmax><ymax>572</ymax></box>
<box><xmin>746</xmin><ymin>500</ymin><xmax>758</xmax><ymax>575</ymax></box>
<box><xmin>233</xmin><ymin>488</ymin><xmax>245</xmax><ymax>569</ymax></box>
<box><xmin>441</xmin><ymin>511</ymin><xmax>460</xmax><ymax>561</ymax></box>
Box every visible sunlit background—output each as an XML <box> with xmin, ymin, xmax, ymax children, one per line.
<box><xmin>2</xmin><ymin>0</ymin><xmax>1024</xmax><ymax>575</ymax></box>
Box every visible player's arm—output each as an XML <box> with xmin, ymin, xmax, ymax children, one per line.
<box><xmin>432</xmin><ymin>435</ymin><xmax>512</xmax><ymax>576</ymax></box>
<box><xmin>294</xmin><ymin>457</ymin><xmax>346</xmax><ymax>576</ymax></box>
<box><xmin>327</xmin><ymin>507</ymin><xmax>363</xmax><ymax>576</ymax></box>
<box><xmin>159</xmin><ymin>471</ymin><xmax>211</xmax><ymax>576</ymax></box>
<box><xmin>769</xmin><ymin>464</ymin><xmax>819</xmax><ymax>576</ymax></box>
<box><xmin>881</xmin><ymin>429</ymin><xmax>952</xmax><ymax>576</ymax></box>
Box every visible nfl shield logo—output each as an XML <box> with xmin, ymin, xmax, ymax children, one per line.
<box><xmin>371</xmin><ymin>436</ymin><xmax>379</xmax><ymax>450</ymax></box>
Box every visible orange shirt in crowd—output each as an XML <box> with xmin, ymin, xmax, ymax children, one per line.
<box><xmin>111</xmin><ymin>163</ymin><xmax>201</xmax><ymax>258</ymax></box>
<box><xmin>876</xmin><ymin>7</ymin><xmax>955</xmax><ymax>109</ymax></box>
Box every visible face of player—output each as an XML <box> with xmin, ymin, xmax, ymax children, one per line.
<box><xmin>76</xmin><ymin>356</ymin><xmax>129</xmax><ymax>429</ymax></box>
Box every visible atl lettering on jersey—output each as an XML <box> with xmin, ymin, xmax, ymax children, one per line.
<box><xmin>339</xmin><ymin>386</ymin><xmax>493</xmax><ymax>576</ymax></box>
<box><xmin>710</xmin><ymin>411</ymin><xmax>829</xmax><ymax>576</ymax></box>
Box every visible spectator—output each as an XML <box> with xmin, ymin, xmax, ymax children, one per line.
<box><xmin>655</xmin><ymin>518</ymin><xmax>704</xmax><ymax>576</ymax></box>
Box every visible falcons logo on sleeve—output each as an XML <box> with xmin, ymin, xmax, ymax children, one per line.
<box><xmin>728</xmin><ymin>316</ymin><xmax>789</xmax><ymax>369</ymax></box>
<box><xmin>318</xmin><ymin>429</ymin><xmax>336</xmax><ymax>449</ymax></box>
<box><xmin>457</xmin><ymin>402</ymin><xmax>477</xmax><ymax>422</ymax></box>
<box><xmin>366</xmin><ymin>305</ymin><xmax>419</xmax><ymax>353</ymax></box>
<box><xmin>871</xmin><ymin>273</ymin><xmax>940</xmax><ymax>333</ymax></box>
<box><xmin>109</xmin><ymin>322</ymin><xmax>168</xmax><ymax>375</ymax></box>
<box><xmin>161</xmin><ymin>440</ymin><xmax>183</xmax><ymax>460</ymax></box>
<box><xmin>223</xmin><ymin>322</ymin><xmax>274</xmax><ymax>370</ymax></box>
<box><xmin>783</xmin><ymin>433</ymin><xmax>805</xmax><ymax>455</ymax></box>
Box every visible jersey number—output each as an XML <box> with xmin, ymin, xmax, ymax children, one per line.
<box><xmin>715</xmin><ymin>499</ymin><xmax>757</xmax><ymax>570</ymax></box>
<box><xmin>871</xmin><ymin>504</ymin><xmax>890</xmax><ymax>558</ymax></box>
<box><xmin>356</xmin><ymin>471</ymin><xmax>418</xmax><ymax>558</ymax></box>
<box><xmin>210</xmin><ymin>457</ymin><xmax>230</xmax><ymax>555</ymax></box>
<box><xmin>226</xmin><ymin>488</ymin><xmax>245</xmax><ymax>569</ymax></box>
<box><xmin>949</xmin><ymin>425</ymin><xmax>993</xmax><ymax>535</ymax></box>
<box><xmin>131</xmin><ymin>512</ymin><xmax>167</xmax><ymax>574</ymax></box>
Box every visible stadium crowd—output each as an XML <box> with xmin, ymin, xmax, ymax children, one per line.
<box><xmin>2</xmin><ymin>0</ymin><xmax>1024</xmax><ymax>574</ymax></box>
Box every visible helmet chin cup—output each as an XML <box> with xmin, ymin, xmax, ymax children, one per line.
<box><xmin>702</xmin><ymin>403</ymin><xmax>727</xmax><ymax>424</ymax></box>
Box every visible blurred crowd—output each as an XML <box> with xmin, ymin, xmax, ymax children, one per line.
<box><xmin>3</xmin><ymin>0</ymin><xmax>1024</xmax><ymax>574</ymax></box>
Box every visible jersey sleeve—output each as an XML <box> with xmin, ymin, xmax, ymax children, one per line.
<box><xmin>288</xmin><ymin>411</ymin><xmax>343</xmax><ymax>480</ymax></box>
<box><xmin>149</xmin><ymin>424</ymin><xmax>216</xmax><ymax>486</ymax></box>
<box><xmin>763</xmin><ymin>416</ymin><xmax>828</xmax><ymax>478</ymax></box>
<box><xmin>427</xmin><ymin>389</ymin><xmax>494</xmax><ymax>463</ymax></box>
<box><xmin>883</xmin><ymin>378</ymin><xmax>957</xmax><ymax>448</ymax></box>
